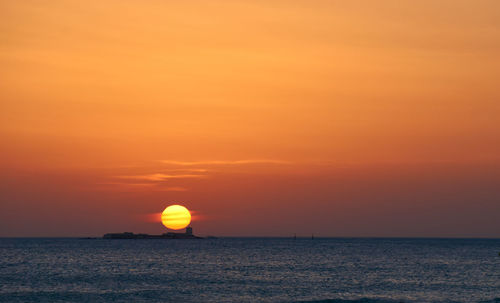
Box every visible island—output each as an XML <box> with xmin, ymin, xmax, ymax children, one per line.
<box><xmin>103</xmin><ymin>226</ymin><xmax>203</xmax><ymax>239</ymax></box>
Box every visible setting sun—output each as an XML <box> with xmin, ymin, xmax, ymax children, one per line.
<box><xmin>161</xmin><ymin>205</ymin><xmax>191</xmax><ymax>230</ymax></box>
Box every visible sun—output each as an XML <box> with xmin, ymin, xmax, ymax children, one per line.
<box><xmin>161</xmin><ymin>205</ymin><xmax>191</xmax><ymax>230</ymax></box>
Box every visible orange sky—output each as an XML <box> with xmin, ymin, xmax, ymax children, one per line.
<box><xmin>1</xmin><ymin>0</ymin><xmax>499</xmax><ymax>237</ymax></box>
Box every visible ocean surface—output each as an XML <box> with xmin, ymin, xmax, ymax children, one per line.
<box><xmin>0</xmin><ymin>238</ymin><xmax>499</xmax><ymax>303</ymax></box>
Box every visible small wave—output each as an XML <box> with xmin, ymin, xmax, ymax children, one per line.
<box><xmin>294</xmin><ymin>298</ymin><xmax>404</xmax><ymax>303</ymax></box>
<box><xmin>295</xmin><ymin>298</ymin><xmax>500</xmax><ymax>303</ymax></box>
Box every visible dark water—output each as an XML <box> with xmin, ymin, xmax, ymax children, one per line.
<box><xmin>0</xmin><ymin>238</ymin><xmax>499</xmax><ymax>303</ymax></box>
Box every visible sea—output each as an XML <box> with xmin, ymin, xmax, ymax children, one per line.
<box><xmin>0</xmin><ymin>238</ymin><xmax>499</xmax><ymax>303</ymax></box>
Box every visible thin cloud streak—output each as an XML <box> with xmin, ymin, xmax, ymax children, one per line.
<box><xmin>158</xmin><ymin>186</ymin><xmax>188</xmax><ymax>192</ymax></box>
<box><xmin>96</xmin><ymin>182</ymin><xmax>188</xmax><ymax>192</ymax></box>
<box><xmin>116</xmin><ymin>173</ymin><xmax>207</xmax><ymax>182</ymax></box>
<box><xmin>160</xmin><ymin>159</ymin><xmax>291</xmax><ymax>166</ymax></box>
<box><xmin>163</xmin><ymin>168</ymin><xmax>209</xmax><ymax>172</ymax></box>
<box><xmin>98</xmin><ymin>182</ymin><xmax>155</xmax><ymax>187</ymax></box>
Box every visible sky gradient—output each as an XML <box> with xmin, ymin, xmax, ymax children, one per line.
<box><xmin>1</xmin><ymin>0</ymin><xmax>499</xmax><ymax>237</ymax></box>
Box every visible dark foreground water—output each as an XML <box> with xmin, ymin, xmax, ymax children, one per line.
<box><xmin>0</xmin><ymin>238</ymin><xmax>499</xmax><ymax>303</ymax></box>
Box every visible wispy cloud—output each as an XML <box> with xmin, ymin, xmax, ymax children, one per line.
<box><xmin>116</xmin><ymin>173</ymin><xmax>207</xmax><ymax>181</ymax></box>
<box><xmin>99</xmin><ymin>182</ymin><xmax>155</xmax><ymax>187</ymax></box>
<box><xmin>100</xmin><ymin>159</ymin><xmax>289</xmax><ymax>192</ymax></box>
<box><xmin>160</xmin><ymin>159</ymin><xmax>290</xmax><ymax>166</ymax></box>
<box><xmin>159</xmin><ymin>186</ymin><xmax>188</xmax><ymax>192</ymax></box>
<box><xmin>163</xmin><ymin>168</ymin><xmax>209</xmax><ymax>172</ymax></box>
<box><xmin>97</xmin><ymin>182</ymin><xmax>188</xmax><ymax>192</ymax></box>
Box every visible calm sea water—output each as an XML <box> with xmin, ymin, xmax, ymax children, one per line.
<box><xmin>0</xmin><ymin>238</ymin><xmax>499</xmax><ymax>303</ymax></box>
